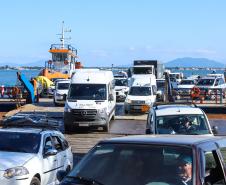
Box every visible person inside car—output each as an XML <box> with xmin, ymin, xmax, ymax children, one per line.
<box><xmin>177</xmin><ymin>117</ymin><xmax>196</xmax><ymax>133</ymax></box>
<box><xmin>177</xmin><ymin>155</ymin><xmax>192</xmax><ymax>185</ymax></box>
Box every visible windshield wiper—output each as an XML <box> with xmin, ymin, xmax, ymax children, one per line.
<box><xmin>67</xmin><ymin>175</ymin><xmax>104</xmax><ymax>185</ymax></box>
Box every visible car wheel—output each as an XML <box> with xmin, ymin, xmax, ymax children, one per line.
<box><xmin>145</xmin><ymin>128</ymin><xmax>151</xmax><ymax>134</ymax></box>
<box><xmin>30</xmin><ymin>177</ymin><xmax>40</xmax><ymax>185</ymax></box>
<box><xmin>54</xmin><ymin>99</ymin><xmax>59</xmax><ymax>106</ymax></box>
<box><xmin>111</xmin><ymin>111</ymin><xmax>115</xmax><ymax>120</ymax></box>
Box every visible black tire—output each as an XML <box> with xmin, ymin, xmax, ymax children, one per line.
<box><xmin>103</xmin><ymin>121</ymin><xmax>110</xmax><ymax>132</ymax></box>
<box><xmin>124</xmin><ymin>109</ymin><xmax>129</xmax><ymax>114</ymax></box>
<box><xmin>64</xmin><ymin>124</ymin><xmax>73</xmax><ymax>133</ymax></box>
<box><xmin>111</xmin><ymin>111</ymin><xmax>115</xmax><ymax>120</ymax></box>
<box><xmin>30</xmin><ymin>177</ymin><xmax>40</xmax><ymax>185</ymax></box>
<box><xmin>145</xmin><ymin>128</ymin><xmax>151</xmax><ymax>134</ymax></box>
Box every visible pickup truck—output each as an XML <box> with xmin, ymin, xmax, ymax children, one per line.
<box><xmin>58</xmin><ymin>135</ymin><xmax>226</xmax><ymax>185</ymax></box>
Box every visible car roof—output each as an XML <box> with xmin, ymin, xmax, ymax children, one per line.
<box><xmin>102</xmin><ymin>135</ymin><xmax>223</xmax><ymax>146</ymax></box>
<box><xmin>56</xmin><ymin>79</ymin><xmax>70</xmax><ymax>83</ymax></box>
<box><xmin>153</xmin><ymin>104</ymin><xmax>203</xmax><ymax>116</ymax></box>
<box><xmin>0</xmin><ymin>127</ymin><xmax>43</xmax><ymax>134</ymax></box>
<box><xmin>0</xmin><ymin>127</ymin><xmax>61</xmax><ymax>135</ymax></box>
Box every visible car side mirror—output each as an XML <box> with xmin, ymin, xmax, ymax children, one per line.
<box><xmin>57</xmin><ymin>170</ymin><xmax>67</xmax><ymax>182</ymax></box>
<box><xmin>109</xmin><ymin>94</ymin><xmax>114</xmax><ymax>101</ymax></box>
<box><xmin>212</xmin><ymin>126</ymin><xmax>218</xmax><ymax>135</ymax></box>
<box><xmin>45</xmin><ymin>149</ymin><xmax>57</xmax><ymax>156</ymax></box>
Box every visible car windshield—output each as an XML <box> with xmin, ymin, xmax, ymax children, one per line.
<box><xmin>197</xmin><ymin>79</ymin><xmax>214</xmax><ymax>86</ymax></box>
<box><xmin>0</xmin><ymin>132</ymin><xmax>41</xmax><ymax>153</ymax></box>
<box><xmin>57</xmin><ymin>83</ymin><xmax>70</xmax><ymax>90</ymax></box>
<box><xmin>156</xmin><ymin>115</ymin><xmax>210</xmax><ymax>135</ymax></box>
<box><xmin>129</xmin><ymin>86</ymin><xmax>152</xmax><ymax>96</ymax></box>
<box><xmin>68</xmin><ymin>84</ymin><xmax>107</xmax><ymax>100</ymax></box>
<box><xmin>68</xmin><ymin>143</ymin><xmax>193</xmax><ymax>185</ymax></box>
<box><xmin>115</xmin><ymin>79</ymin><xmax>128</xmax><ymax>86</ymax></box>
<box><xmin>180</xmin><ymin>80</ymin><xmax>194</xmax><ymax>85</ymax></box>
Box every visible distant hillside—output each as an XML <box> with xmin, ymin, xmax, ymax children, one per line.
<box><xmin>165</xmin><ymin>57</ymin><xmax>225</xmax><ymax>68</ymax></box>
<box><xmin>0</xmin><ymin>60</ymin><xmax>45</xmax><ymax>67</ymax></box>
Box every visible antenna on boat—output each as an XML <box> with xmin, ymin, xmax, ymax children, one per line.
<box><xmin>57</xmin><ymin>21</ymin><xmax>71</xmax><ymax>48</ymax></box>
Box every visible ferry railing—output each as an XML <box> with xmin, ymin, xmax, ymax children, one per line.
<box><xmin>50</xmin><ymin>44</ymin><xmax>77</xmax><ymax>53</ymax></box>
<box><xmin>172</xmin><ymin>87</ymin><xmax>225</xmax><ymax>105</ymax></box>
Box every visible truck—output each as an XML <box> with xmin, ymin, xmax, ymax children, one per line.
<box><xmin>133</xmin><ymin>60</ymin><xmax>165</xmax><ymax>79</ymax></box>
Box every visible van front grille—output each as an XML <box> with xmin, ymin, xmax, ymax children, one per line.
<box><xmin>72</xmin><ymin>109</ymin><xmax>97</xmax><ymax>118</ymax></box>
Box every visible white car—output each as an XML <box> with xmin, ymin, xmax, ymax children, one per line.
<box><xmin>196</xmin><ymin>76</ymin><xmax>226</xmax><ymax>99</ymax></box>
<box><xmin>0</xmin><ymin>120</ymin><xmax>73</xmax><ymax>185</ymax></box>
<box><xmin>54</xmin><ymin>79</ymin><xmax>70</xmax><ymax>106</ymax></box>
<box><xmin>177</xmin><ymin>79</ymin><xmax>196</xmax><ymax>96</ymax></box>
<box><xmin>146</xmin><ymin>104</ymin><xmax>217</xmax><ymax>135</ymax></box>
<box><xmin>114</xmin><ymin>77</ymin><xmax>129</xmax><ymax>101</ymax></box>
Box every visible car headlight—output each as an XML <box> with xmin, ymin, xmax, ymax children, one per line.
<box><xmin>125</xmin><ymin>98</ymin><xmax>131</xmax><ymax>103</ymax></box>
<box><xmin>3</xmin><ymin>167</ymin><xmax>29</xmax><ymax>179</ymax></box>
<box><xmin>98</xmin><ymin>108</ymin><xmax>107</xmax><ymax>115</ymax></box>
<box><xmin>145</xmin><ymin>100</ymin><xmax>152</xmax><ymax>105</ymax></box>
<box><xmin>56</xmin><ymin>93</ymin><xmax>62</xmax><ymax>96</ymax></box>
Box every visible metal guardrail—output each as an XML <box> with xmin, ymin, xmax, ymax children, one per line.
<box><xmin>173</xmin><ymin>87</ymin><xmax>225</xmax><ymax>104</ymax></box>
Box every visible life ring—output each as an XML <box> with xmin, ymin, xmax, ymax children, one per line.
<box><xmin>64</xmin><ymin>60</ymin><xmax>69</xmax><ymax>65</ymax></box>
<box><xmin>12</xmin><ymin>87</ymin><xmax>21</xmax><ymax>99</ymax></box>
<box><xmin>190</xmin><ymin>87</ymin><xmax>200</xmax><ymax>98</ymax></box>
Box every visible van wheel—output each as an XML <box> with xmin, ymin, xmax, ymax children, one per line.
<box><xmin>103</xmin><ymin>121</ymin><xmax>110</xmax><ymax>132</ymax></box>
<box><xmin>30</xmin><ymin>177</ymin><xmax>40</xmax><ymax>185</ymax></box>
<box><xmin>64</xmin><ymin>124</ymin><xmax>73</xmax><ymax>133</ymax></box>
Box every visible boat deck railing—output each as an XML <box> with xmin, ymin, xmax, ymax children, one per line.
<box><xmin>50</xmin><ymin>44</ymin><xmax>77</xmax><ymax>52</ymax></box>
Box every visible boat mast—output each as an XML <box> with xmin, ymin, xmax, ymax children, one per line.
<box><xmin>58</xmin><ymin>21</ymin><xmax>71</xmax><ymax>49</ymax></box>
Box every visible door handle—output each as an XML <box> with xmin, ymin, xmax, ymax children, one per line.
<box><xmin>54</xmin><ymin>159</ymin><xmax>57</xmax><ymax>162</ymax></box>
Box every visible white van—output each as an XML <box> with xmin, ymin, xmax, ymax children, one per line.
<box><xmin>64</xmin><ymin>69</ymin><xmax>116</xmax><ymax>132</ymax></box>
<box><xmin>124</xmin><ymin>74</ymin><xmax>157</xmax><ymax>113</ymax></box>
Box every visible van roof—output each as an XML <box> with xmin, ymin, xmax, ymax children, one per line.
<box><xmin>71</xmin><ymin>70</ymin><xmax>114</xmax><ymax>84</ymax></box>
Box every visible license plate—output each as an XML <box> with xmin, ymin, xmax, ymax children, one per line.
<box><xmin>79</xmin><ymin>123</ymin><xmax>89</xmax><ymax>127</ymax></box>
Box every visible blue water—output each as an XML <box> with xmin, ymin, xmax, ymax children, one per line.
<box><xmin>170</xmin><ymin>69</ymin><xmax>224</xmax><ymax>78</ymax></box>
<box><xmin>0</xmin><ymin>70</ymin><xmax>40</xmax><ymax>86</ymax></box>
<box><xmin>0</xmin><ymin>68</ymin><xmax>225</xmax><ymax>86</ymax></box>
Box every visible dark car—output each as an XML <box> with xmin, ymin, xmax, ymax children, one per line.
<box><xmin>58</xmin><ymin>135</ymin><xmax>226</xmax><ymax>185</ymax></box>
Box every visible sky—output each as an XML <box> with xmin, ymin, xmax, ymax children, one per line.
<box><xmin>0</xmin><ymin>0</ymin><xmax>226</xmax><ymax>67</ymax></box>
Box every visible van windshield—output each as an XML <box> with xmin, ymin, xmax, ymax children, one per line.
<box><xmin>68</xmin><ymin>84</ymin><xmax>107</xmax><ymax>100</ymax></box>
<box><xmin>129</xmin><ymin>86</ymin><xmax>152</xmax><ymax>96</ymax></box>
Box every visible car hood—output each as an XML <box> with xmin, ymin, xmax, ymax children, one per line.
<box><xmin>0</xmin><ymin>152</ymin><xmax>35</xmax><ymax>170</ymax></box>
<box><xmin>178</xmin><ymin>85</ymin><xmax>194</xmax><ymax>89</ymax></box>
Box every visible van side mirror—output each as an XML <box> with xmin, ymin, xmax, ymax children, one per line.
<box><xmin>57</xmin><ymin>170</ymin><xmax>67</xmax><ymax>182</ymax></box>
<box><xmin>109</xmin><ymin>94</ymin><xmax>114</xmax><ymax>101</ymax></box>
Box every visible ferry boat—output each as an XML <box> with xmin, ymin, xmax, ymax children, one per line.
<box><xmin>39</xmin><ymin>22</ymin><xmax>82</xmax><ymax>80</ymax></box>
